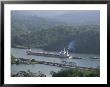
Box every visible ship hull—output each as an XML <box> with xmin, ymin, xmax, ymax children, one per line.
<box><xmin>26</xmin><ymin>51</ymin><xmax>70</xmax><ymax>58</ymax></box>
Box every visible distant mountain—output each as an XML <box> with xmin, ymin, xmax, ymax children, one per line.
<box><xmin>44</xmin><ymin>11</ymin><xmax>100</xmax><ymax>26</ymax></box>
<box><xmin>11</xmin><ymin>10</ymin><xmax>100</xmax><ymax>27</ymax></box>
<box><xmin>11</xmin><ymin>11</ymin><xmax>66</xmax><ymax>32</ymax></box>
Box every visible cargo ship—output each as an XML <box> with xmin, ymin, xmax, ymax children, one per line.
<box><xmin>26</xmin><ymin>48</ymin><xmax>72</xmax><ymax>59</ymax></box>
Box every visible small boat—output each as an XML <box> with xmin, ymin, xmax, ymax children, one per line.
<box><xmin>26</xmin><ymin>48</ymin><xmax>72</xmax><ymax>59</ymax></box>
<box><xmin>89</xmin><ymin>56</ymin><xmax>99</xmax><ymax>59</ymax></box>
<box><xmin>72</xmin><ymin>57</ymin><xmax>82</xmax><ymax>59</ymax></box>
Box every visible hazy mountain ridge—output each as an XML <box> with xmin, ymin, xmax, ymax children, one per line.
<box><xmin>11</xmin><ymin>11</ymin><xmax>66</xmax><ymax>32</ymax></box>
<box><xmin>51</xmin><ymin>12</ymin><xmax>100</xmax><ymax>25</ymax></box>
<box><xmin>11</xmin><ymin>11</ymin><xmax>100</xmax><ymax>26</ymax></box>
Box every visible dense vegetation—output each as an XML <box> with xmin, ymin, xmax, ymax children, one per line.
<box><xmin>11</xmin><ymin>70</ymin><xmax>46</xmax><ymax>77</ymax></box>
<box><xmin>11</xmin><ymin>68</ymin><xmax>100</xmax><ymax>77</ymax></box>
<box><xmin>52</xmin><ymin>68</ymin><xmax>100</xmax><ymax>77</ymax></box>
<box><xmin>11</xmin><ymin>11</ymin><xmax>100</xmax><ymax>54</ymax></box>
<box><xmin>11</xmin><ymin>55</ymin><xmax>40</xmax><ymax>64</ymax></box>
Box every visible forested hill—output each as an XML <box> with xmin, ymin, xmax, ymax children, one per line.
<box><xmin>11</xmin><ymin>11</ymin><xmax>100</xmax><ymax>54</ymax></box>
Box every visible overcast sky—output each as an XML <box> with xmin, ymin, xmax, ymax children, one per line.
<box><xmin>12</xmin><ymin>10</ymin><xmax>100</xmax><ymax>17</ymax></box>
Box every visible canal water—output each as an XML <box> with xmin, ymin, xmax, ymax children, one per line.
<box><xmin>11</xmin><ymin>48</ymin><xmax>100</xmax><ymax>77</ymax></box>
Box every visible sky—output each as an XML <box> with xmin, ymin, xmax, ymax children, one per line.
<box><xmin>12</xmin><ymin>10</ymin><xmax>100</xmax><ymax>17</ymax></box>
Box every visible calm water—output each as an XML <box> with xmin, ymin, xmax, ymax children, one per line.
<box><xmin>11</xmin><ymin>48</ymin><xmax>100</xmax><ymax>76</ymax></box>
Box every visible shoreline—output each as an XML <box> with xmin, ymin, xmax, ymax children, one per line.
<box><xmin>11</xmin><ymin>47</ymin><xmax>100</xmax><ymax>55</ymax></box>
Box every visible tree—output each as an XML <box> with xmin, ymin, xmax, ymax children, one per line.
<box><xmin>52</xmin><ymin>68</ymin><xmax>100</xmax><ymax>77</ymax></box>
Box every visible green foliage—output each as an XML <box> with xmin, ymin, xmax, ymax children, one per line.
<box><xmin>12</xmin><ymin>25</ymin><xmax>100</xmax><ymax>54</ymax></box>
<box><xmin>11</xmin><ymin>55</ymin><xmax>16</xmax><ymax>64</ymax></box>
<box><xmin>11</xmin><ymin>70</ymin><xmax>46</xmax><ymax>77</ymax></box>
<box><xmin>37</xmin><ymin>71</ymin><xmax>46</xmax><ymax>77</ymax></box>
<box><xmin>11</xmin><ymin>54</ymin><xmax>16</xmax><ymax>59</ymax></box>
<box><xmin>11</xmin><ymin>12</ymin><xmax>100</xmax><ymax>54</ymax></box>
<box><xmin>31</xmin><ymin>59</ymin><xmax>36</xmax><ymax>62</ymax></box>
<box><xmin>52</xmin><ymin>68</ymin><xmax>100</xmax><ymax>77</ymax></box>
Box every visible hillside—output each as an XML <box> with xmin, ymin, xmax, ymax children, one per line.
<box><xmin>46</xmin><ymin>11</ymin><xmax>100</xmax><ymax>26</ymax></box>
<box><xmin>11</xmin><ymin>11</ymin><xmax>100</xmax><ymax>54</ymax></box>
